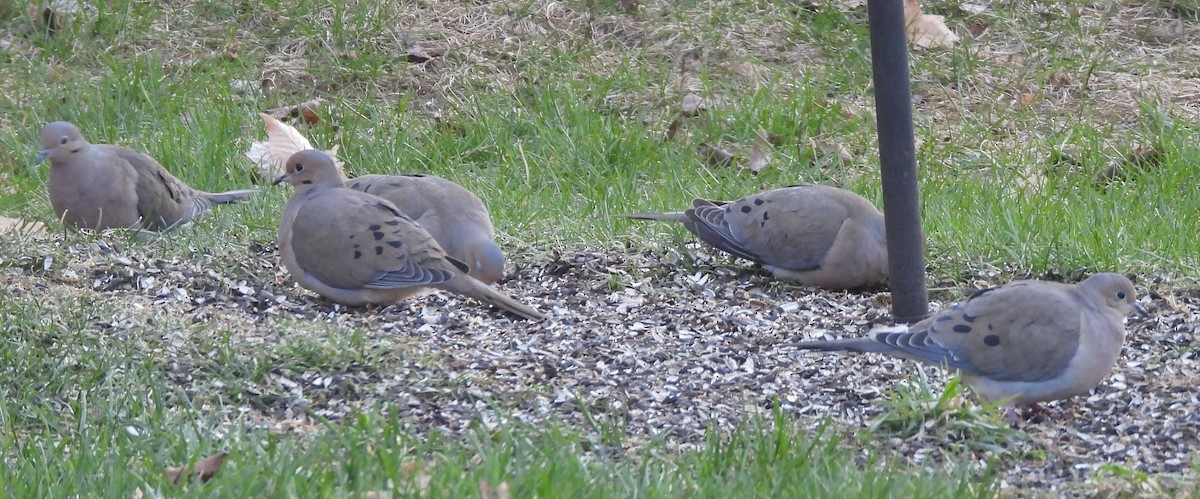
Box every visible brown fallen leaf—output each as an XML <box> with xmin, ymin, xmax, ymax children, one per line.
<box><xmin>246</xmin><ymin>113</ymin><xmax>344</xmax><ymax>181</ymax></box>
<box><xmin>1049</xmin><ymin>70</ymin><xmax>1070</xmax><ymax>89</ymax></box>
<box><xmin>1096</xmin><ymin>144</ymin><xmax>1165</xmax><ymax>186</ymax></box>
<box><xmin>164</xmin><ymin>451</ymin><xmax>228</xmax><ymax>486</ymax></box>
<box><xmin>266</xmin><ymin>99</ymin><xmax>324</xmax><ymax>125</ymax></box>
<box><xmin>480</xmin><ymin>481</ymin><xmax>511</xmax><ymax>499</ymax></box>
<box><xmin>809</xmin><ymin>137</ymin><xmax>854</xmax><ymax>164</ymax></box>
<box><xmin>903</xmin><ymin>0</ymin><xmax>959</xmax><ymax>50</ymax></box>
<box><xmin>681</xmin><ymin>93</ymin><xmax>706</xmax><ymax>117</ymax></box>
<box><xmin>665</xmin><ymin>118</ymin><xmax>683</xmax><ymax>141</ymax></box>
<box><xmin>1016</xmin><ymin>92</ymin><xmax>1037</xmax><ymax>108</ymax></box>
<box><xmin>698</xmin><ymin>142</ymin><xmax>734</xmax><ymax>167</ymax></box>
<box><xmin>746</xmin><ymin>128</ymin><xmax>773</xmax><ymax>174</ymax></box>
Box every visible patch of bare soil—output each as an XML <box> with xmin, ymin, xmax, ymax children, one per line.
<box><xmin>2</xmin><ymin>235</ymin><xmax>1196</xmax><ymax>493</ymax></box>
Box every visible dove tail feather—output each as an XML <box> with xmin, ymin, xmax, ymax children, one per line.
<box><xmin>793</xmin><ymin>338</ymin><xmax>896</xmax><ymax>354</ymax></box>
<box><xmin>444</xmin><ymin>276</ymin><xmax>546</xmax><ymax>321</ymax></box>
<box><xmin>619</xmin><ymin>212</ymin><xmax>689</xmax><ymax>222</ymax></box>
<box><xmin>207</xmin><ymin>189</ymin><xmax>260</xmax><ymax>205</ymax></box>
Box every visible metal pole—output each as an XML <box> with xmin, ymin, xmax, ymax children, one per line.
<box><xmin>867</xmin><ymin>0</ymin><xmax>928</xmax><ymax>323</ymax></box>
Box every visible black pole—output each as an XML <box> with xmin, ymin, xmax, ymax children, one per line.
<box><xmin>867</xmin><ymin>0</ymin><xmax>928</xmax><ymax>323</ymax></box>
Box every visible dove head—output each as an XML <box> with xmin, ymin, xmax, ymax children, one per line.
<box><xmin>37</xmin><ymin>121</ymin><xmax>88</xmax><ymax>163</ymax></box>
<box><xmin>1080</xmin><ymin>273</ymin><xmax>1149</xmax><ymax>319</ymax></box>
<box><xmin>465</xmin><ymin>240</ymin><xmax>506</xmax><ymax>284</ymax></box>
<box><xmin>275</xmin><ymin>150</ymin><xmax>344</xmax><ymax>189</ymax></box>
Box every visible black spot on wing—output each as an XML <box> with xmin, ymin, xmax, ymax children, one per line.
<box><xmin>372</xmin><ymin>231</ymin><xmax>384</xmax><ymax>240</ymax></box>
<box><xmin>753</xmin><ymin>198</ymin><xmax>764</xmax><ymax>205</ymax></box>
<box><xmin>983</xmin><ymin>334</ymin><xmax>1000</xmax><ymax>346</ymax></box>
<box><xmin>368</xmin><ymin>224</ymin><xmax>381</xmax><ymax>231</ymax></box>
<box><xmin>375</xmin><ymin>246</ymin><xmax>383</xmax><ymax>255</ymax></box>
<box><xmin>952</xmin><ymin>324</ymin><xmax>971</xmax><ymax>333</ymax></box>
<box><xmin>740</xmin><ymin>205</ymin><xmax>751</xmax><ymax>214</ymax></box>
<box><xmin>353</xmin><ymin>250</ymin><xmax>362</xmax><ymax>259</ymax></box>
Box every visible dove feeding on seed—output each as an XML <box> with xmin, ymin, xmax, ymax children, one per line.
<box><xmin>793</xmin><ymin>273</ymin><xmax>1148</xmax><ymax>408</ymax></box>
<box><xmin>37</xmin><ymin>121</ymin><xmax>258</xmax><ymax>231</ymax></box>
<box><xmin>622</xmin><ymin>184</ymin><xmax>888</xmax><ymax>290</ymax></box>
<box><xmin>273</xmin><ymin>149</ymin><xmax>544</xmax><ymax>320</ymax></box>
<box><xmin>346</xmin><ymin>174</ymin><xmax>505</xmax><ymax>284</ymax></box>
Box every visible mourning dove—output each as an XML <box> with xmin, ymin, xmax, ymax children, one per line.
<box><xmin>794</xmin><ymin>273</ymin><xmax>1148</xmax><ymax>408</ymax></box>
<box><xmin>274</xmin><ymin>150</ymin><xmax>544</xmax><ymax>320</ymax></box>
<box><xmin>346</xmin><ymin>174</ymin><xmax>505</xmax><ymax>284</ymax></box>
<box><xmin>623</xmin><ymin>184</ymin><xmax>888</xmax><ymax>289</ymax></box>
<box><xmin>37</xmin><ymin>121</ymin><xmax>258</xmax><ymax>231</ymax></box>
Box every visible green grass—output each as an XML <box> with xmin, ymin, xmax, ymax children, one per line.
<box><xmin>1</xmin><ymin>0</ymin><xmax>1198</xmax><ymax>496</ymax></box>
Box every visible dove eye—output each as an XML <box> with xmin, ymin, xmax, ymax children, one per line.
<box><xmin>1116</xmin><ymin>291</ymin><xmax>1126</xmax><ymax>300</ymax></box>
<box><xmin>294</xmin><ymin>163</ymin><xmax>304</xmax><ymax>172</ymax></box>
<box><xmin>59</xmin><ymin>136</ymin><xmax>68</xmax><ymax>145</ymax></box>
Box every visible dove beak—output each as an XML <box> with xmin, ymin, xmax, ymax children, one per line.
<box><xmin>272</xmin><ymin>173</ymin><xmax>289</xmax><ymax>186</ymax></box>
<box><xmin>1132</xmin><ymin>302</ymin><xmax>1149</xmax><ymax>318</ymax></box>
<box><xmin>36</xmin><ymin>150</ymin><xmax>49</xmax><ymax>163</ymax></box>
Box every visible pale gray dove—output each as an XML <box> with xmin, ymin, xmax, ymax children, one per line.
<box><xmin>346</xmin><ymin>174</ymin><xmax>505</xmax><ymax>284</ymax></box>
<box><xmin>623</xmin><ymin>184</ymin><xmax>888</xmax><ymax>289</ymax></box>
<box><xmin>274</xmin><ymin>150</ymin><xmax>544</xmax><ymax>320</ymax></box>
<box><xmin>794</xmin><ymin>273</ymin><xmax>1148</xmax><ymax>408</ymax></box>
<box><xmin>37</xmin><ymin>121</ymin><xmax>258</xmax><ymax>231</ymax></box>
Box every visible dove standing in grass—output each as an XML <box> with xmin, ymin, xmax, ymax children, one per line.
<box><xmin>794</xmin><ymin>273</ymin><xmax>1148</xmax><ymax>413</ymax></box>
<box><xmin>37</xmin><ymin>121</ymin><xmax>258</xmax><ymax>231</ymax></box>
<box><xmin>274</xmin><ymin>150</ymin><xmax>544</xmax><ymax>320</ymax></box>
<box><xmin>623</xmin><ymin>184</ymin><xmax>888</xmax><ymax>289</ymax></box>
<box><xmin>346</xmin><ymin>174</ymin><xmax>505</xmax><ymax>284</ymax></box>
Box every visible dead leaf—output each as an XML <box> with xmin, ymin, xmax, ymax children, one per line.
<box><xmin>246</xmin><ymin>113</ymin><xmax>344</xmax><ymax>181</ymax></box>
<box><xmin>698</xmin><ymin>142</ymin><xmax>734</xmax><ymax>167</ymax></box>
<box><xmin>665</xmin><ymin>118</ymin><xmax>683</xmax><ymax>141</ymax></box>
<box><xmin>809</xmin><ymin>137</ymin><xmax>854</xmax><ymax>164</ymax></box>
<box><xmin>266</xmin><ymin>99</ymin><xmax>324</xmax><ymax>124</ymax></box>
<box><xmin>679</xmin><ymin>51</ymin><xmax>702</xmax><ymax>74</ymax></box>
<box><xmin>1049</xmin><ymin>70</ymin><xmax>1070</xmax><ymax>89</ymax></box>
<box><xmin>965</xmin><ymin>21</ymin><xmax>989</xmax><ymax>38</ymax></box>
<box><xmin>164</xmin><ymin>451</ymin><xmax>228</xmax><ymax>486</ymax></box>
<box><xmin>480</xmin><ymin>481</ymin><xmax>510</xmax><ymax>499</ymax></box>
<box><xmin>1126</xmin><ymin>143</ymin><xmax>1165</xmax><ymax>169</ymax></box>
<box><xmin>1016</xmin><ymin>92</ymin><xmax>1037</xmax><ymax>108</ymax></box>
<box><xmin>681</xmin><ymin>93</ymin><xmax>705</xmax><ymax>117</ymax></box>
<box><xmin>746</xmin><ymin>128</ymin><xmax>773</xmax><ymax>174</ymax></box>
<box><xmin>1094</xmin><ymin>144</ymin><xmax>1164</xmax><ymax>186</ymax></box>
<box><xmin>904</xmin><ymin>0</ymin><xmax>959</xmax><ymax>50</ymax></box>
<box><xmin>0</xmin><ymin>216</ymin><xmax>47</xmax><ymax>237</ymax></box>
<box><xmin>1143</xmin><ymin>19</ymin><xmax>1184</xmax><ymax>43</ymax></box>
